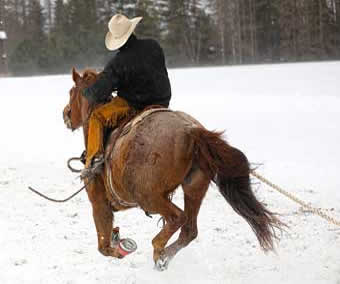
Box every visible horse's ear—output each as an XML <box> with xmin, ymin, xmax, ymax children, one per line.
<box><xmin>72</xmin><ymin>67</ymin><xmax>81</xmax><ymax>84</ymax></box>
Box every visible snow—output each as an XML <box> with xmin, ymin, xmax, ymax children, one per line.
<box><xmin>1</xmin><ymin>61</ymin><xmax>340</xmax><ymax>283</ymax></box>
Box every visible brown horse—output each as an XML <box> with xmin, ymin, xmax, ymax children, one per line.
<box><xmin>63</xmin><ymin>68</ymin><xmax>282</xmax><ymax>271</ymax></box>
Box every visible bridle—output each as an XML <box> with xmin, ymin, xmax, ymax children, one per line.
<box><xmin>66</xmin><ymin>83</ymin><xmax>94</xmax><ymax>129</ymax></box>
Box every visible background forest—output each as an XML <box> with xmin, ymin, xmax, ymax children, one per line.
<box><xmin>1</xmin><ymin>0</ymin><xmax>340</xmax><ymax>76</ymax></box>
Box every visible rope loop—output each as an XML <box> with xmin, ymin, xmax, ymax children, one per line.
<box><xmin>251</xmin><ymin>171</ymin><xmax>340</xmax><ymax>227</ymax></box>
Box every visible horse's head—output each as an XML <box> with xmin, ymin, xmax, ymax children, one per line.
<box><xmin>63</xmin><ymin>68</ymin><xmax>98</xmax><ymax>131</ymax></box>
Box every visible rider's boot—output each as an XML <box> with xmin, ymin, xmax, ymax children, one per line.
<box><xmin>80</xmin><ymin>154</ymin><xmax>104</xmax><ymax>180</ymax></box>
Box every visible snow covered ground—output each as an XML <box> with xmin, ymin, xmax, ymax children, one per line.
<box><xmin>1</xmin><ymin>61</ymin><xmax>340</xmax><ymax>284</ymax></box>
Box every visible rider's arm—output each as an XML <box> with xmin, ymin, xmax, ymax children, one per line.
<box><xmin>82</xmin><ymin>59</ymin><xmax>119</xmax><ymax>104</ymax></box>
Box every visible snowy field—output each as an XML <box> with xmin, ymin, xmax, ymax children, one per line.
<box><xmin>1</xmin><ymin>61</ymin><xmax>340</xmax><ymax>284</ymax></box>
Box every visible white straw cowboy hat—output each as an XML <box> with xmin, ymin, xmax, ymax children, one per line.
<box><xmin>105</xmin><ymin>14</ymin><xmax>143</xmax><ymax>51</ymax></box>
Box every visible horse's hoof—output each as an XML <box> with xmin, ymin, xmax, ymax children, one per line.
<box><xmin>154</xmin><ymin>256</ymin><xmax>170</xmax><ymax>271</ymax></box>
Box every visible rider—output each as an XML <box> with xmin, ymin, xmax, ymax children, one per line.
<box><xmin>81</xmin><ymin>14</ymin><xmax>171</xmax><ymax>179</ymax></box>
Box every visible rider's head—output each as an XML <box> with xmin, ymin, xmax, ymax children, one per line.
<box><xmin>105</xmin><ymin>14</ymin><xmax>143</xmax><ymax>51</ymax></box>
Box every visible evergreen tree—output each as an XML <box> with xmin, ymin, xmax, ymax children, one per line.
<box><xmin>335</xmin><ymin>0</ymin><xmax>340</xmax><ymax>57</ymax></box>
<box><xmin>9</xmin><ymin>0</ymin><xmax>48</xmax><ymax>74</ymax></box>
<box><xmin>67</xmin><ymin>0</ymin><xmax>100</xmax><ymax>68</ymax></box>
<box><xmin>3</xmin><ymin>0</ymin><xmax>340</xmax><ymax>75</ymax></box>
<box><xmin>135</xmin><ymin>0</ymin><xmax>158</xmax><ymax>39</ymax></box>
<box><xmin>47</xmin><ymin>0</ymin><xmax>71</xmax><ymax>72</ymax></box>
<box><xmin>44</xmin><ymin>0</ymin><xmax>53</xmax><ymax>32</ymax></box>
<box><xmin>165</xmin><ymin>0</ymin><xmax>187</xmax><ymax>65</ymax></box>
<box><xmin>255</xmin><ymin>0</ymin><xmax>280</xmax><ymax>62</ymax></box>
<box><xmin>3</xmin><ymin>0</ymin><xmax>24</xmax><ymax>56</ymax></box>
<box><xmin>153</xmin><ymin>0</ymin><xmax>170</xmax><ymax>40</ymax></box>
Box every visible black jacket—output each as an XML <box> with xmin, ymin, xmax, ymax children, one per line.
<box><xmin>83</xmin><ymin>35</ymin><xmax>171</xmax><ymax>110</ymax></box>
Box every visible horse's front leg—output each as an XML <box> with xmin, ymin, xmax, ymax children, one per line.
<box><xmin>86</xmin><ymin>177</ymin><xmax>121</xmax><ymax>258</ymax></box>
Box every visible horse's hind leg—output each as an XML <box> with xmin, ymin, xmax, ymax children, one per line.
<box><xmin>163</xmin><ymin>168</ymin><xmax>210</xmax><ymax>261</ymax></box>
<box><xmin>150</xmin><ymin>198</ymin><xmax>187</xmax><ymax>270</ymax></box>
<box><xmin>86</xmin><ymin>177</ymin><xmax>121</xmax><ymax>258</ymax></box>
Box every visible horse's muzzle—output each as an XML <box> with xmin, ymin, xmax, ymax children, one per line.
<box><xmin>63</xmin><ymin>105</ymin><xmax>73</xmax><ymax>130</ymax></box>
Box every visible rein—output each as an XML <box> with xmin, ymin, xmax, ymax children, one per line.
<box><xmin>27</xmin><ymin>156</ymin><xmax>91</xmax><ymax>203</ymax></box>
<box><xmin>28</xmin><ymin>72</ymin><xmax>98</xmax><ymax>203</ymax></box>
<box><xmin>28</xmin><ymin>182</ymin><xmax>89</xmax><ymax>203</ymax></box>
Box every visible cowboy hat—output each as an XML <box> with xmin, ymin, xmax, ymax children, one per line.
<box><xmin>105</xmin><ymin>14</ymin><xmax>143</xmax><ymax>51</ymax></box>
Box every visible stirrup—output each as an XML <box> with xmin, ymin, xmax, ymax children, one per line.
<box><xmin>80</xmin><ymin>155</ymin><xmax>104</xmax><ymax>180</ymax></box>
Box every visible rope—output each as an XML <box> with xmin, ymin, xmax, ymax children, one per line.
<box><xmin>250</xmin><ymin>171</ymin><xmax>340</xmax><ymax>227</ymax></box>
<box><xmin>106</xmin><ymin>149</ymin><xmax>138</xmax><ymax>208</ymax></box>
<box><xmin>28</xmin><ymin>182</ymin><xmax>89</xmax><ymax>203</ymax></box>
<box><xmin>67</xmin><ymin>157</ymin><xmax>83</xmax><ymax>173</ymax></box>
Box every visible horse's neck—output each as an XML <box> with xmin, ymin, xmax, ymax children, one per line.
<box><xmin>79</xmin><ymin>97</ymin><xmax>92</xmax><ymax>149</ymax></box>
<box><xmin>81</xmin><ymin>105</ymin><xmax>92</xmax><ymax>150</ymax></box>
<box><xmin>83</xmin><ymin>124</ymin><xmax>89</xmax><ymax>150</ymax></box>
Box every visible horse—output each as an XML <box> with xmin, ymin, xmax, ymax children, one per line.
<box><xmin>63</xmin><ymin>68</ymin><xmax>282</xmax><ymax>271</ymax></box>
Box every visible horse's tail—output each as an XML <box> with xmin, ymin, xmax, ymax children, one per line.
<box><xmin>190</xmin><ymin>128</ymin><xmax>282</xmax><ymax>251</ymax></box>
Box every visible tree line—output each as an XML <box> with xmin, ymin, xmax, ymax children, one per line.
<box><xmin>2</xmin><ymin>0</ymin><xmax>340</xmax><ymax>76</ymax></box>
